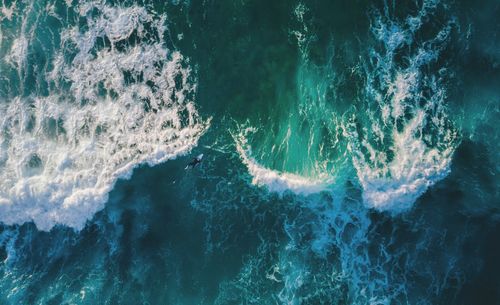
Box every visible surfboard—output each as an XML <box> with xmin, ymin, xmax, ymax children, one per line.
<box><xmin>185</xmin><ymin>154</ymin><xmax>204</xmax><ymax>169</ymax></box>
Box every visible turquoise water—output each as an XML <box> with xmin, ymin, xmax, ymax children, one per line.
<box><xmin>0</xmin><ymin>0</ymin><xmax>499</xmax><ymax>304</ymax></box>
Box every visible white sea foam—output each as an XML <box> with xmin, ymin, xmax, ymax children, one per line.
<box><xmin>234</xmin><ymin>128</ymin><xmax>329</xmax><ymax>195</ymax></box>
<box><xmin>0</xmin><ymin>2</ymin><xmax>209</xmax><ymax>230</ymax></box>
<box><xmin>0</xmin><ymin>0</ymin><xmax>16</xmax><ymax>21</ymax></box>
<box><xmin>346</xmin><ymin>111</ymin><xmax>455</xmax><ymax>212</ymax></box>
<box><xmin>5</xmin><ymin>35</ymin><xmax>28</xmax><ymax>68</ymax></box>
<box><xmin>346</xmin><ymin>0</ymin><xmax>458</xmax><ymax>212</ymax></box>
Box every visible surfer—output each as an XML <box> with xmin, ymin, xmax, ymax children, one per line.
<box><xmin>185</xmin><ymin>154</ymin><xmax>204</xmax><ymax>169</ymax></box>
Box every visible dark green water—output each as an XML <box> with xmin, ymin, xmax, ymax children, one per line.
<box><xmin>0</xmin><ymin>0</ymin><xmax>499</xmax><ymax>304</ymax></box>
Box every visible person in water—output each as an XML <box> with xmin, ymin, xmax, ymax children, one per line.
<box><xmin>185</xmin><ymin>154</ymin><xmax>203</xmax><ymax>169</ymax></box>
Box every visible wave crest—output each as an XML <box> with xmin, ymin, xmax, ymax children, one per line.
<box><xmin>234</xmin><ymin>128</ymin><xmax>329</xmax><ymax>196</ymax></box>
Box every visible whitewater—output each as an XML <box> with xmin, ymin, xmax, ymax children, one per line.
<box><xmin>0</xmin><ymin>0</ymin><xmax>499</xmax><ymax>304</ymax></box>
<box><xmin>0</xmin><ymin>2</ymin><xmax>209</xmax><ymax>230</ymax></box>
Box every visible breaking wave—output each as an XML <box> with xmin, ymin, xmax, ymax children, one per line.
<box><xmin>233</xmin><ymin>0</ymin><xmax>458</xmax><ymax>213</ymax></box>
<box><xmin>234</xmin><ymin>127</ymin><xmax>330</xmax><ymax>195</ymax></box>
<box><xmin>344</xmin><ymin>0</ymin><xmax>459</xmax><ymax>212</ymax></box>
<box><xmin>0</xmin><ymin>1</ymin><xmax>209</xmax><ymax>230</ymax></box>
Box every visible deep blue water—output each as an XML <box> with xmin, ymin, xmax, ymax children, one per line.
<box><xmin>0</xmin><ymin>0</ymin><xmax>499</xmax><ymax>304</ymax></box>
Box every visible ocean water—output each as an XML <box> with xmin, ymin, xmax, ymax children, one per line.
<box><xmin>0</xmin><ymin>0</ymin><xmax>499</xmax><ymax>304</ymax></box>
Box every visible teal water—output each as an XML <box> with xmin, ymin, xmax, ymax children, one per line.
<box><xmin>0</xmin><ymin>0</ymin><xmax>499</xmax><ymax>304</ymax></box>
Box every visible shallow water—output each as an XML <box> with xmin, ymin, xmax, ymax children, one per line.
<box><xmin>0</xmin><ymin>0</ymin><xmax>499</xmax><ymax>304</ymax></box>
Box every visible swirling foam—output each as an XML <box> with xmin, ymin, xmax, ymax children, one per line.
<box><xmin>344</xmin><ymin>0</ymin><xmax>458</xmax><ymax>212</ymax></box>
<box><xmin>0</xmin><ymin>2</ymin><xmax>209</xmax><ymax>230</ymax></box>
